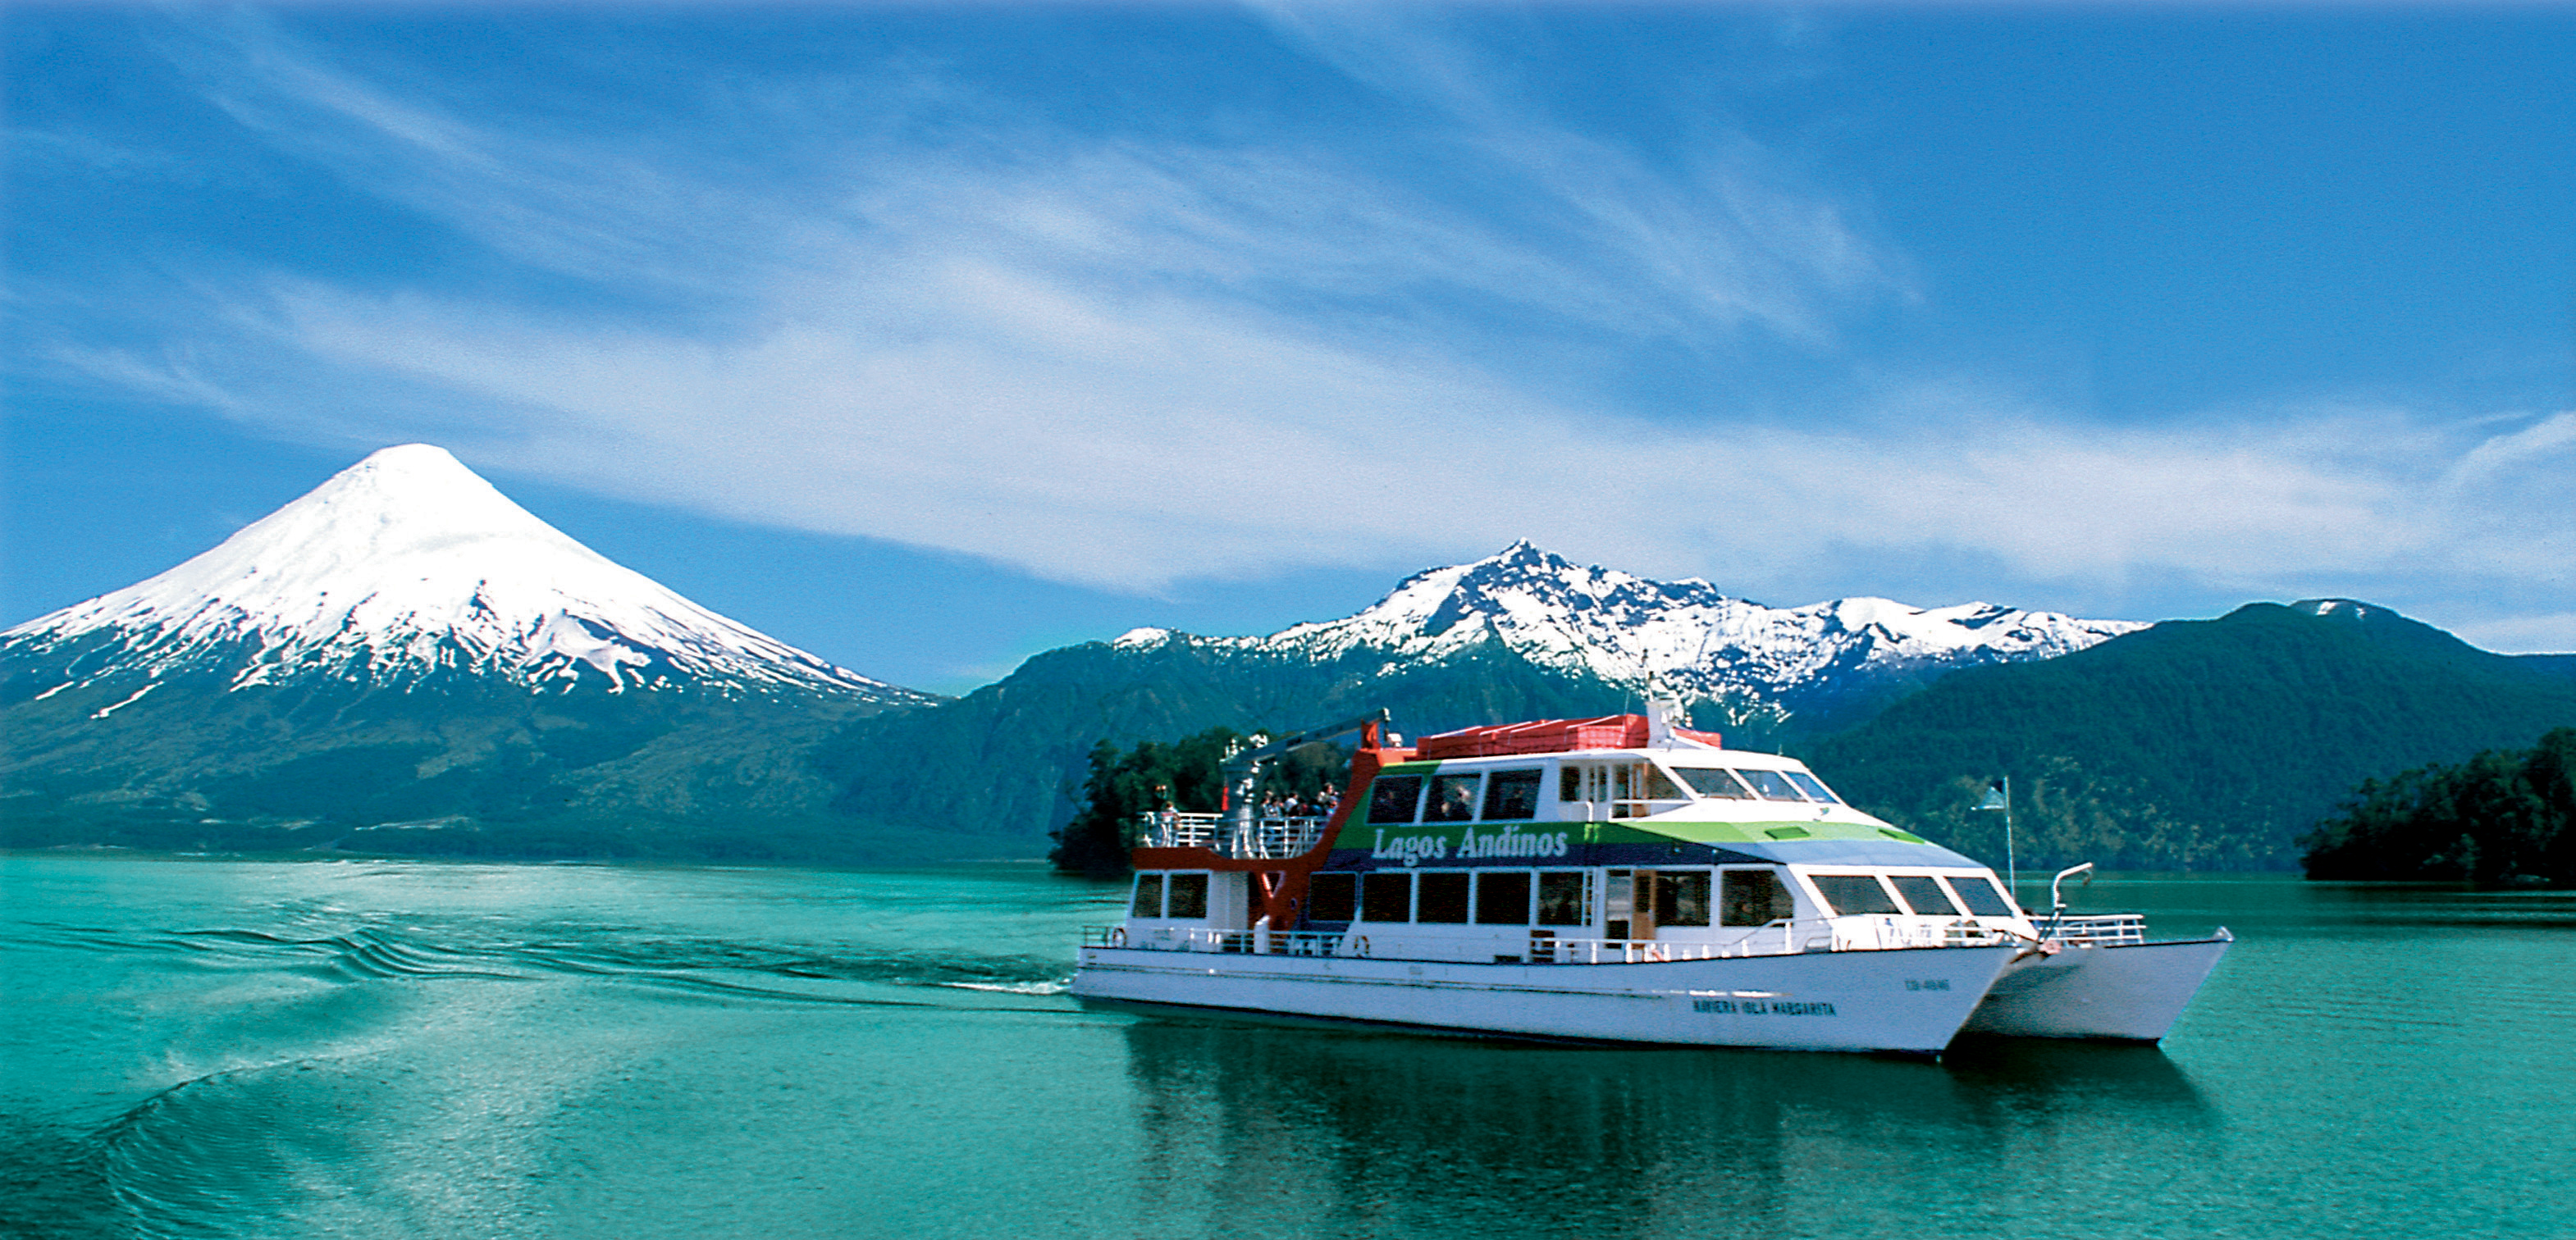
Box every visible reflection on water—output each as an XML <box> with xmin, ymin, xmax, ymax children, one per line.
<box><xmin>1116</xmin><ymin>1018</ymin><xmax>2213</xmax><ymax>1239</ymax></box>
<box><xmin>5</xmin><ymin>858</ymin><xmax>2572</xmax><ymax>1240</ymax></box>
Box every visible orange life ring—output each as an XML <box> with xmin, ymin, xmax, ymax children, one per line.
<box><xmin>1107</xmin><ymin>926</ymin><xmax>1127</xmax><ymax>949</ymax></box>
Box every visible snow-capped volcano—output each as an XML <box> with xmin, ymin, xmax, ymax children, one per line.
<box><xmin>4</xmin><ymin>444</ymin><xmax>925</xmax><ymax>703</ymax></box>
<box><xmin>1116</xmin><ymin>541</ymin><xmax>2142</xmax><ymax>726</ymax></box>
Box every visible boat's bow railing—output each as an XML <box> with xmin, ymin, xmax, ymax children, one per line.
<box><xmin>1136</xmin><ymin>811</ymin><xmax>1332</xmax><ymax>858</ymax></box>
<box><xmin>2039</xmin><ymin>913</ymin><xmax>2149</xmax><ymax>946</ymax></box>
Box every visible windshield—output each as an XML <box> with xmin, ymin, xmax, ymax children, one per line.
<box><xmin>1783</xmin><ymin>771</ymin><xmax>1843</xmax><ymax>805</ymax></box>
<box><xmin>1733</xmin><ymin>768</ymin><xmax>1807</xmax><ymax>801</ymax></box>
<box><xmin>1674</xmin><ymin>768</ymin><xmax>1754</xmax><ymax>800</ymax></box>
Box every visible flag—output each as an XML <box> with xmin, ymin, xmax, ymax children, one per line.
<box><xmin>1975</xmin><ymin>779</ymin><xmax>2007</xmax><ymax>811</ymax></box>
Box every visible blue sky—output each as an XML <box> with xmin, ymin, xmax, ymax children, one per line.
<box><xmin>7</xmin><ymin>3</ymin><xmax>2573</xmax><ymax>694</ymax></box>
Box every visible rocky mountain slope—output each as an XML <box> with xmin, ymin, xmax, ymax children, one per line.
<box><xmin>815</xmin><ymin>544</ymin><xmax>2144</xmax><ymax>847</ymax></box>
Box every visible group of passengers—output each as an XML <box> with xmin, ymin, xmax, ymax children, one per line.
<box><xmin>1258</xmin><ymin>786</ymin><xmax>1341</xmax><ymax>821</ymax></box>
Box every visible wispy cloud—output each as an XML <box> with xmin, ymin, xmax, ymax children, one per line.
<box><xmin>25</xmin><ymin>10</ymin><xmax>2576</xmax><ymax>649</ymax></box>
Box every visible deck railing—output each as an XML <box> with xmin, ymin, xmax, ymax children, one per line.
<box><xmin>1136</xmin><ymin>811</ymin><xmax>1334</xmax><ymax>859</ymax></box>
<box><xmin>1082</xmin><ymin>915</ymin><xmax>2027</xmax><ymax>962</ymax></box>
<box><xmin>2040</xmin><ymin>912</ymin><xmax>2148</xmax><ymax>946</ymax></box>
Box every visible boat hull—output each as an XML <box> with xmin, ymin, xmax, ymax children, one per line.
<box><xmin>1071</xmin><ymin>943</ymin><xmax>2021</xmax><ymax>1055</ymax></box>
<box><xmin>1959</xmin><ymin>932</ymin><xmax>2233</xmax><ymax>1042</ymax></box>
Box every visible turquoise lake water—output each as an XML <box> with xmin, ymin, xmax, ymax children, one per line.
<box><xmin>2</xmin><ymin>855</ymin><xmax>2568</xmax><ymax>1239</ymax></box>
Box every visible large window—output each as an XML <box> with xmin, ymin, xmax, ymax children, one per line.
<box><xmin>1368</xmin><ymin>775</ymin><xmax>1424</xmax><ymax>824</ymax></box>
<box><xmin>1654</xmin><ymin>870</ymin><xmax>1713</xmax><ymax>927</ymax></box>
<box><xmin>1537</xmin><ymin>871</ymin><xmax>1591</xmax><ymax>926</ymax></box>
<box><xmin>1782</xmin><ymin>771</ymin><xmax>1843</xmax><ymax>805</ymax></box>
<box><xmin>1734</xmin><ymin>768</ymin><xmax>1808</xmax><ymax>801</ymax></box>
<box><xmin>1475</xmin><ymin>871</ymin><xmax>1531</xmax><ymax>924</ymax></box>
<box><xmin>1482</xmin><ymin>769</ymin><xmax>1543</xmax><ymax>820</ymax></box>
<box><xmin>1361</xmin><ymin>872</ymin><xmax>1413</xmax><ymax>922</ymax></box>
<box><xmin>1720</xmin><ymin>869</ymin><xmax>1796</xmax><ymax>927</ymax></box>
<box><xmin>1810</xmin><ymin>873</ymin><xmax>1900</xmax><ymax>915</ymax></box>
<box><xmin>1307</xmin><ymin>872</ymin><xmax>1358</xmax><ymax>922</ymax></box>
<box><xmin>1887</xmin><ymin>875</ymin><xmax>1958</xmax><ymax>916</ymax></box>
<box><xmin>1426</xmin><ymin>773</ymin><xmax>1482</xmax><ymax>823</ymax></box>
<box><xmin>1131</xmin><ymin>873</ymin><xmax>1164</xmax><ymax>918</ymax></box>
<box><xmin>1674</xmin><ymin>768</ymin><xmax>1754</xmax><ymax>800</ymax></box>
<box><xmin>1944</xmin><ymin>874</ymin><xmax>2017</xmax><ymax>918</ymax></box>
<box><xmin>1416</xmin><ymin>873</ymin><xmax>1471</xmax><ymax>923</ymax></box>
<box><xmin>1166</xmin><ymin>873</ymin><xmax>1210</xmax><ymax>919</ymax></box>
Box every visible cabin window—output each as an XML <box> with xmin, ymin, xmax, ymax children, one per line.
<box><xmin>1811</xmin><ymin>873</ymin><xmax>1901</xmax><ymax>916</ymax></box>
<box><xmin>1307</xmin><ymin>873</ymin><xmax>1359</xmax><ymax>922</ymax></box>
<box><xmin>1475</xmin><ymin>871</ymin><xmax>1532</xmax><ymax>924</ymax></box>
<box><xmin>1783</xmin><ymin>771</ymin><xmax>1844</xmax><ymax>805</ymax></box>
<box><xmin>1361</xmin><ymin>872</ymin><xmax>1414</xmax><ymax>922</ymax></box>
<box><xmin>1426</xmin><ymin>773</ymin><xmax>1482</xmax><ymax>823</ymax></box>
<box><xmin>1639</xmin><ymin>764</ymin><xmax>1688</xmax><ymax>801</ymax></box>
<box><xmin>1943</xmin><ymin>875</ymin><xmax>2017</xmax><ymax>918</ymax></box>
<box><xmin>1888</xmin><ymin>875</ymin><xmax>1958</xmax><ymax>916</ymax></box>
<box><xmin>1167</xmin><ymin>873</ymin><xmax>1210</xmax><ymax>919</ymax></box>
<box><xmin>1416</xmin><ymin>872</ymin><xmax>1471</xmax><ymax>923</ymax></box>
<box><xmin>1674</xmin><ymin>768</ymin><xmax>1754</xmax><ymax>800</ymax></box>
<box><xmin>1368</xmin><ymin>775</ymin><xmax>1425</xmax><ymax>824</ymax></box>
<box><xmin>1130</xmin><ymin>873</ymin><xmax>1165</xmax><ymax>919</ymax></box>
<box><xmin>1720</xmin><ymin>869</ymin><xmax>1797</xmax><ymax>927</ymax></box>
<box><xmin>1559</xmin><ymin>765</ymin><xmax>1596</xmax><ymax>802</ymax></box>
<box><xmin>1734</xmin><ymin>769</ymin><xmax>1808</xmax><ymax>801</ymax></box>
<box><xmin>1482</xmin><ymin>769</ymin><xmax>1543</xmax><ymax>820</ymax></box>
<box><xmin>1653</xmin><ymin>870</ymin><xmax>1713</xmax><ymax>927</ymax></box>
<box><xmin>1537</xmin><ymin>871</ymin><xmax>1590</xmax><ymax>926</ymax></box>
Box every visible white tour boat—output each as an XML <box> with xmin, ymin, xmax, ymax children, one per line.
<box><xmin>1071</xmin><ymin>708</ymin><xmax>2231</xmax><ymax>1055</ymax></box>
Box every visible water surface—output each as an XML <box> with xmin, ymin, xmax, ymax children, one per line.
<box><xmin>2</xmin><ymin>856</ymin><xmax>2565</xmax><ymax>1238</ymax></box>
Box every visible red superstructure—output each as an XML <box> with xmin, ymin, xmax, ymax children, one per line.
<box><xmin>1412</xmin><ymin>713</ymin><xmax>1723</xmax><ymax>759</ymax></box>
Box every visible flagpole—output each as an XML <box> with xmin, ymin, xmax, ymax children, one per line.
<box><xmin>1976</xmin><ymin>776</ymin><xmax>2018</xmax><ymax>914</ymax></box>
<box><xmin>2003</xmin><ymin>775</ymin><xmax>2016</xmax><ymax>913</ymax></box>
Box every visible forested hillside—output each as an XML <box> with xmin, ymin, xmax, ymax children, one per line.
<box><xmin>2302</xmin><ymin>728</ymin><xmax>2576</xmax><ymax>884</ymax></box>
<box><xmin>1803</xmin><ymin>601</ymin><xmax>2576</xmax><ymax>870</ymax></box>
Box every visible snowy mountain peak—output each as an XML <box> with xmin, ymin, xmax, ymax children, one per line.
<box><xmin>5</xmin><ymin>444</ymin><xmax>929</xmax><ymax>703</ymax></box>
<box><xmin>1139</xmin><ymin>543</ymin><xmax>2144</xmax><ymax>727</ymax></box>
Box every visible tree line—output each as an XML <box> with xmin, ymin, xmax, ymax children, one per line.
<box><xmin>1048</xmin><ymin>727</ymin><xmax>1348</xmax><ymax>878</ymax></box>
<box><xmin>2300</xmin><ymin>727</ymin><xmax>2576</xmax><ymax>885</ymax></box>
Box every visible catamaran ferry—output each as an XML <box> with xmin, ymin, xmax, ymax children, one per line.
<box><xmin>1070</xmin><ymin>708</ymin><xmax>2230</xmax><ymax>1055</ymax></box>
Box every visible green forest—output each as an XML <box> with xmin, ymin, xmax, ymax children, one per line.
<box><xmin>1047</xmin><ymin>727</ymin><xmax>1348</xmax><ymax>877</ymax></box>
<box><xmin>2300</xmin><ymin>728</ymin><xmax>2576</xmax><ymax>885</ymax></box>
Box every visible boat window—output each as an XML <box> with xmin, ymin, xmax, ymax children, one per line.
<box><xmin>1811</xmin><ymin>873</ymin><xmax>1901</xmax><ymax>915</ymax></box>
<box><xmin>1368</xmin><ymin>775</ymin><xmax>1425</xmax><ymax>824</ymax></box>
<box><xmin>1734</xmin><ymin>768</ymin><xmax>1808</xmax><ymax>801</ymax></box>
<box><xmin>1887</xmin><ymin>875</ymin><xmax>1958</xmax><ymax>916</ymax></box>
<box><xmin>1641</xmin><ymin>764</ymin><xmax>1688</xmax><ymax>800</ymax></box>
<box><xmin>1559</xmin><ymin>764</ymin><xmax>1583</xmax><ymax>802</ymax></box>
<box><xmin>1475</xmin><ymin>871</ymin><xmax>1531</xmax><ymax>924</ymax></box>
<box><xmin>1416</xmin><ymin>872</ymin><xmax>1471</xmax><ymax>923</ymax></box>
<box><xmin>1943</xmin><ymin>875</ymin><xmax>2017</xmax><ymax>919</ymax></box>
<box><xmin>1782</xmin><ymin>771</ymin><xmax>1844</xmax><ymax>805</ymax></box>
<box><xmin>1361</xmin><ymin>872</ymin><xmax>1413</xmax><ymax>922</ymax></box>
<box><xmin>1536</xmin><ymin>871</ymin><xmax>1590</xmax><ymax>926</ymax></box>
<box><xmin>1167</xmin><ymin>873</ymin><xmax>1209</xmax><ymax>919</ymax></box>
<box><xmin>1482</xmin><ymin>769</ymin><xmax>1542</xmax><ymax>820</ymax></box>
<box><xmin>1307</xmin><ymin>873</ymin><xmax>1358</xmax><ymax>922</ymax></box>
<box><xmin>1426</xmin><ymin>773</ymin><xmax>1482</xmax><ymax>823</ymax></box>
<box><xmin>1720</xmin><ymin>869</ymin><xmax>1797</xmax><ymax>926</ymax></box>
<box><xmin>1674</xmin><ymin>768</ymin><xmax>1755</xmax><ymax>800</ymax></box>
<box><xmin>1130</xmin><ymin>873</ymin><xmax>1164</xmax><ymax>919</ymax></box>
<box><xmin>1653</xmin><ymin>870</ymin><xmax>1712</xmax><ymax>927</ymax></box>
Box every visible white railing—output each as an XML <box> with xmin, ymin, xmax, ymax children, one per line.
<box><xmin>2042</xmin><ymin>913</ymin><xmax>2148</xmax><ymax>946</ymax></box>
<box><xmin>1083</xmin><ymin>915</ymin><xmax>2028</xmax><ymax>960</ymax></box>
<box><xmin>1136</xmin><ymin>812</ymin><xmax>1333</xmax><ymax>859</ymax></box>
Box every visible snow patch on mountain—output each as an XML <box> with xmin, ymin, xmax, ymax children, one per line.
<box><xmin>1136</xmin><ymin>540</ymin><xmax>2141</xmax><ymax>719</ymax></box>
<box><xmin>3</xmin><ymin>444</ymin><xmax>929</xmax><ymax>703</ymax></box>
